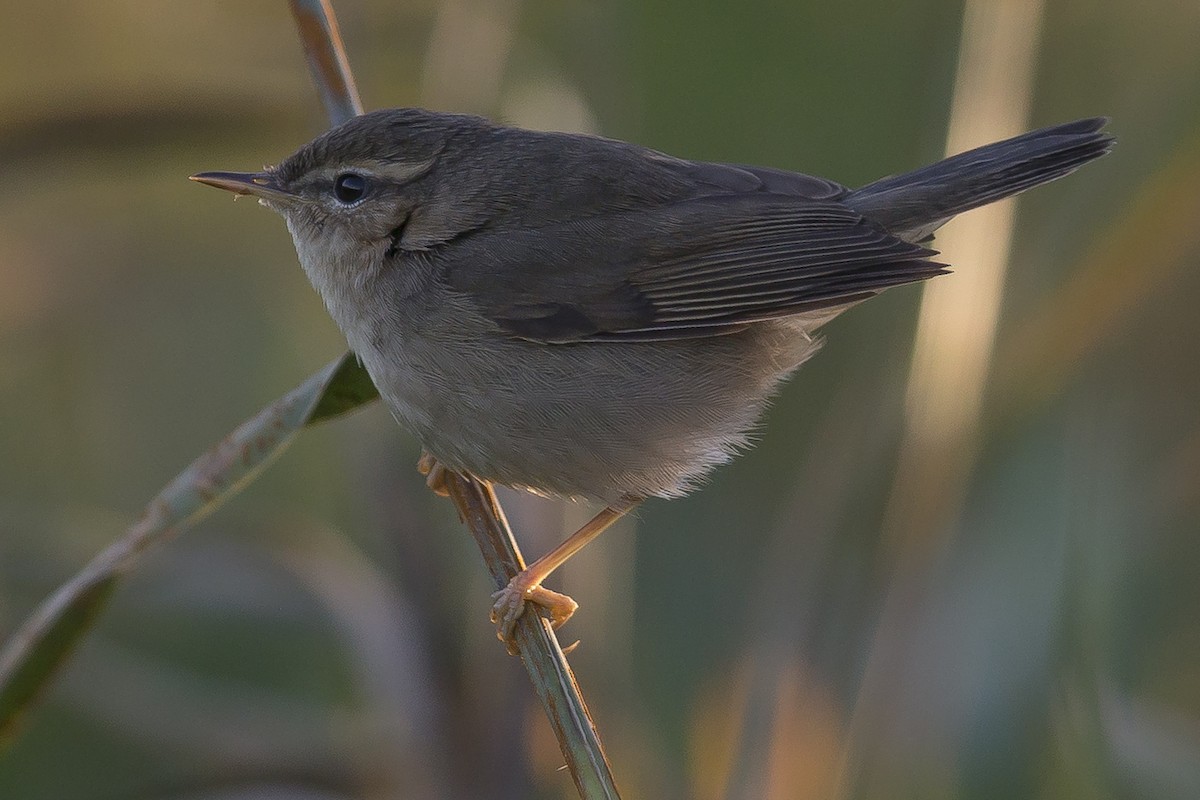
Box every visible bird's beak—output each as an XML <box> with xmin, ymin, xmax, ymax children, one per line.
<box><xmin>189</xmin><ymin>170</ymin><xmax>291</xmax><ymax>202</ymax></box>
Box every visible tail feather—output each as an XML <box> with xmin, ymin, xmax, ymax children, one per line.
<box><xmin>845</xmin><ymin>117</ymin><xmax>1114</xmax><ymax>240</ymax></box>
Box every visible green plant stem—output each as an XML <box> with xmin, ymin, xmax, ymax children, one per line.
<box><xmin>286</xmin><ymin>2</ymin><xmax>622</xmax><ymax>795</ymax></box>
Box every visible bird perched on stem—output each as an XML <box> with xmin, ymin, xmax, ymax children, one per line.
<box><xmin>193</xmin><ymin>110</ymin><xmax>1113</xmax><ymax>651</ymax></box>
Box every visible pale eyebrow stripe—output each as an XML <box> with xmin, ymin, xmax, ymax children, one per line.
<box><xmin>310</xmin><ymin>155</ymin><xmax>440</xmax><ymax>185</ymax></box>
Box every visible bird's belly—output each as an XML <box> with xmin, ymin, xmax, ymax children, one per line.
<box><xmin>359</xmin><ymin>321</ymin><xmax>819</xmax><ymax>503</ymax></box>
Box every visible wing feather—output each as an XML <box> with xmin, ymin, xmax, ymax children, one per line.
<box><xmin>440</xmin><ymin>192</ymin><xmax>944</xmax><ymax>343</ymax></box>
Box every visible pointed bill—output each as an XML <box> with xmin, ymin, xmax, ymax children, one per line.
<box><xmin>189</xmin><ymin>171</ymin><xmax>291</xmax><ymax>201</ymax></box>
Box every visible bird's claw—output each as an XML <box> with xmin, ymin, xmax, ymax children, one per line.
<box><xmin>490</xmin><ymin>576</ymin><xmax>578</xmax><ymax>655</ymax></box>
<box><xmin>416</xmin><ymin>450</ymin><xmax>450</xmax><ymax>497</ymax></box>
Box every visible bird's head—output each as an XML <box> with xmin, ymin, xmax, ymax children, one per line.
<box><xmin>191</xmin><ymin>107</ymin><xmax>491</xmax><ymax>296</ymax></box>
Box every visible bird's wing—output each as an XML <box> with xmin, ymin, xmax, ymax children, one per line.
<box><xmin>440</xmin><ymin>192</ymin><xmax>945</xmax><ymax>343</ymax></box>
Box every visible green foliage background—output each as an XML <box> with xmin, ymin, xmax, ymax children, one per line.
<box><xmin>1</xmin><ymin>1</ymin><xmax>1198</xmax><ymax>798</ymax></box>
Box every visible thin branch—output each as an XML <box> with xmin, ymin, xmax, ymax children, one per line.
<box><xmin>445</xmin><ymin>476</ymin><xmax>621</xmax><ymax>799</ymax></box>
<box><xmin>286</xmin><ymin>3</ymin><xmax>622</xmax><ymax>796</ymax></box>
<box><xmin>289</xmin><ymin>0</ymin><xmax>363</xmax><ymax>125</ymax></box>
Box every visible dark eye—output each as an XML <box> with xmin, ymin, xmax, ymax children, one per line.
<box><xmin>333</xmin><ymin>172</ymin><xmax>367</xmax><ymax>204</ymax></box>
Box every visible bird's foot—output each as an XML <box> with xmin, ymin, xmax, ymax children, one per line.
<box><xmin>490</xmin><ymin>573</ymin><xmax>578</xmax><ymax>655</ymax></box>
<box><xmin>416</xmin><ymin>450</ymin><xmax>450</xmax><ymax>497</ymax></box>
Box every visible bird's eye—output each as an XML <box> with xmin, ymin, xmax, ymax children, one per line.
<box><xmin>333</xmin><ymin>172</ymin><xmax>367</xmax><ymax>204</ymax></box>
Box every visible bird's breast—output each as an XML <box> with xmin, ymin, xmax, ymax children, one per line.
<box><xmin>346</xmin><ymin>286</ymin><xmax>821</xmax><ymax>502</ymax></box>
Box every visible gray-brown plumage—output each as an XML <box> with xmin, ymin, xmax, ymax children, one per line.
<box><xmin>192</xmin><ymin>110</ymin><xmax>1113</xmax><ymax>645</ymax></box>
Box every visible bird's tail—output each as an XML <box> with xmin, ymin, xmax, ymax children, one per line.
<box><xmin>845</xmin><ymin>117</ymin><xmax>1114</xmax><ymax>241</ymax></box>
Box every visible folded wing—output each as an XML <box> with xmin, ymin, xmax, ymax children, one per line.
<box><xmin>441</xmin><ymin>193</ymin><xmax>945</xmax><ymax>343</ymax></box>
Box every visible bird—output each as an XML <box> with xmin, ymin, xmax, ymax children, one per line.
<box><xmin>192</xmin><ymin>109</ymin><xmax>1113</xmax><ymax>650</ymax></box>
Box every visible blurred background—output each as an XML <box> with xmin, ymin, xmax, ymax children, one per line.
<box><xmin>1</xmin><ymin>1</ymin><xmax>1198</xmax><ymax>798</ymax></box>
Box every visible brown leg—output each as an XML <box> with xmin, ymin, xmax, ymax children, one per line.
<box><xmin>416</xmin><ymin>450</ymin><xmax>450</xmax><ymax>497</ymax></box>
<box><xmin>491</xmin><ymin>496</ymin><xmax>641</xmax><ymax>652</ymax></box>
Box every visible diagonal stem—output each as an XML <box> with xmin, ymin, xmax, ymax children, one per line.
<box><xmin>286</xmin><ymin>2</ymin><xmax>621</xmax><ymax>796</ymax></box>
<box><xmin>443</xmin><ymin>475</ymin><xmax>622</xmax><ymax>799</ymax></box>
<box><xmin>288</xmin><ymin>0</ymin><xmax>363</xmax><ymax>125</ymax></box>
